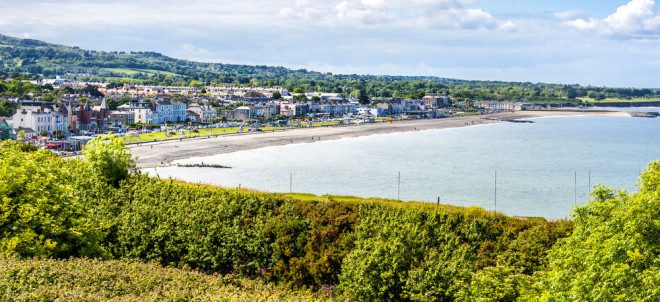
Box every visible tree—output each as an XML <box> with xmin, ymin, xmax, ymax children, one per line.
<box><xmin>531</xmin><ymin>161</ymin><xmax>660</xmax><ymax>301</ymax></box>
<box><xmin>83</xmin><ymin>84</ymin><xmax>104</xmax><ymax>98</ymax></box>
<box><xmin>189</xmin><ymin>80</ymin><xmax>205</xmax><ymax>90</ymax></box>
<box><xmin>0</xmin><ymin>99</ymin><xmax>17</xmax><ymax>117</ymax></box>
<box><xmin>350</xmin><ymin>89</ymin><xmax>370</xmax><ymax>105</ymax></box>
<box><xmin>0</xmin><ymin>141</ymin><xmax>105</xmax><ymax>258</ymax></box>
<box><xmin>82</xmin><ymin>134</ymin><xmax>136</xmax><ymax>188</ymax></box>
<box><xmin>292</xmin><ymin>94</ymin><xmax>308</xmax><ymax>102</ymax></box>
<box><xmin>272</xmin><ymin>91</ymin><xmax>282</xmax><ymax>100</ymax></box>
<box><xmin>106</xmin><ymin>81</ymin><xmax>123</xmax><ymax>89</ymax></box>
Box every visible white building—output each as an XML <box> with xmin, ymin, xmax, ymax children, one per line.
<box><xmin>187</xmin><ymin>104</ymin><xmax>218</xmax><ymax>123</ymax></box>
<box><xmin>474</xmin><ymin>101</ymin><xmax>516</xmax><ymax>111</ymax></box>
<box><xmin>153</xmin><ymin>100</ymin><xmax>187</xmax><ymax>124</ymax></box>
<box><xmin>11</xmin><ymin>102</ymin><xmax>69</xmax><ymax>136</ymax></box>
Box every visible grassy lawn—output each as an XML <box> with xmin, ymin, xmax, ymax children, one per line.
<box><xmin>121</xmin><ymin>126</ymin><xmax>292</xmax><ymax>144</ymax></box>
<box><xmin>101</xmin><ymin>68</ymin><xmax>181</xmax><ymax>77</ymax></box>
<box><xmin>299</xmin><ymin>121</ymin><xmax>340</xmax><ymax>127</ymax></box>
<box><xmin>133</xmin><ymin>68</ymin><xmax>181</xmax><ymax>77</ymax></box>
<box><xmin>122</xmin><ymin>127</ymin><xmax>240</xmax><ymax>144</ymax></box>
<box><xmin>121</xmin><ymin>122</ymin><xmax>342</xmax><ymax>144</ymax></box>
<box><xmin>578</xmin><ymin>97</ymin><xmax>660</xmax><ymax>103</ymax></box>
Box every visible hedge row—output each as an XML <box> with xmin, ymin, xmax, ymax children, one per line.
<box><xmin>1</xmin><ymin>140</ymin><xmax>574</xmax><ymax>301</ymax></box>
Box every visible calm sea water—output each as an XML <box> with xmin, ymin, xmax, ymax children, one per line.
<box><xmin>145</xmin><ymin>115</ymin><xmax>659</xmax><ymax>218</ymax></box>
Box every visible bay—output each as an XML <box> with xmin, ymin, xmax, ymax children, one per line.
<box><xmin>145</xmin><ymin>115</ymin><xmax>659</xmax><ymax>219</ymax></box>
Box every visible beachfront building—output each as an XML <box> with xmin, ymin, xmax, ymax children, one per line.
<box><xmin>153</xmin><ymin>99</ymin><xmax>187</xmax><ymax>124</ymax></box>
<box><xmin>117</xmin><ymin>99</ymin><xmax>187</xmax><ymax>125</ymax></box>
<box><xmin>279</xmin><ymin>102</ymin><xmax>310</xmax><ymax>117</ymax></box>
<box><xmin>187</xmin><ymin>103</ymin><xmax>218</xmax><ymax>123</ymax></box>
<box><xmin>474</xmin><ymin>101</ymin><xmax>517</xmax><ymax>111</ymax></box>
<box><xmin>11</xmin><ymin>102</ymin><xmax>69</xmax><ymax>135</ymax></box>
<box><xmin>423</xmin><ymin>95</ymin><xmax>451</xmax><ymax>108</ymax></box>
<box><xmin>134</xmin><ymin>108</ymin><xmax>155</xmax><ymax>124</ymax></box>
<box><xmin>318</xmin><ymin>102</ymin><xmax>357</xmax><ymax>117</ymax></box>
<box><xmin>357</xmin><ymin>107</ymin><xmax>383</xmax><ymax>117</ymax></box>
<box><xmin>108</xmin><ymin>111</ymin><xmax>135</xmax><ymax>127</ymax></box>
<box><xmin>62</xmin><ymin>99</ymin><xmax>112</xmax><ymax>131</ymax></box>
<box><xmin>118</xmin><ymin>100</ymin><xmax>152</xmax><ymax>124</ymax></box>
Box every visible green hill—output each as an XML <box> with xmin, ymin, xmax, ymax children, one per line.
<box><xmin>1</xmin><ymin>33</ymin><xmax>657</xmax><ymax>102</ymax></box>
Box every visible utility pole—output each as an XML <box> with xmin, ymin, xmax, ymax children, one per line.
<box><xmin>397</xmin><ymin>172</ymin><xmax>401</xmax><ymax>201</ymax></box>
<box><xmin>437</xmin><ymin>196</ymin><xmax>440</xmax><ymax>205</ymax></box>
<box><xmin>494</xmin><ymin>170</ymin><xmax>497</xmax><ymax>212</ymax></box>
<box><xmin>588</xmin><ymin>170</ymin><xmax>591</xmax><ymax>196</ymax></box>
<box><xmin>574</xmin><ymin>170</ymin><xmax>577</xmax><ymax>205</ymax></box>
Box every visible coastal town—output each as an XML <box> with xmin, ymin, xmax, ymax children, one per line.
<box><xmin>0</xmin><ymin>77</ymin><xmax>543</xmax><ymax>149</ymax></box>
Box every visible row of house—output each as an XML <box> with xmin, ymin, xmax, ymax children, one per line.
<box><xmin>116</xmin><ymin>99</ymin><xmax>187</xmax><ymax>124</ymax></box>
<box><xmin>473</xmin><ymin>101</ymin><xmax>533</xmax><ymax>111</ymax></box>
<box><xmin>219</xmin><ymin>100</ymin><xmax>358</xmax><ymax>120</ymax></box>
<box><xmin>98</xmin><ymin>84</ymin><xmax>289</xmax><ymax>100</ymax></box>
<box><xmin>6</xmin><ymin>97</ymin><xmax>191</xmax><ymax>137</ymax></box>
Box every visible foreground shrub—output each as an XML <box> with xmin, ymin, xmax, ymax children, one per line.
<box><xmin>0</xmin><ymin>138</ymin><xmax>580</xmax><ymax>300</ymax></box>
<box><xmin>456</xmin><ymin>266</ymin><xmax>532</xmax><ymax>302</ymax></box>
<box><xmin>337</xmin><ymin>203</ymin><xmax>571</xmax><ymax>302</ymax></box>
<box><xmin>0</xmin><ymin>141</ymin><xmax>104</xmax><ymax>258</ymax></box>
<box><xmin>82</xmin><ymin>134</ymin><xmax>136</xmax><ymax>188</ymax></box>
<box><xmin>0</xmin><ymin>255</ymin><xmax>331</xmax><ymax>302</ymax></box>
<box><xmin>531</xmin><ymin>161</ymin><xmax>660</xmax><ymax>301</ymax></box>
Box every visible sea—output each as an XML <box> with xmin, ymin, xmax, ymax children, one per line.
<box><xmin>144</xmin><ymin>113</ymin><xmax>659</xmax><ymax>219</ymax></box>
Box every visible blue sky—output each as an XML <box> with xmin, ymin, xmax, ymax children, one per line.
<box><xmin>0</xmin><ymin>0</ymin><xmax>658</xmax><ymax>87</ymax></box>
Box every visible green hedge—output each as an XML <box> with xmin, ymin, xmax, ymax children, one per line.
<box><xmin>91</xmin><ymin>175</ymin><xmax>571</xmax><ymax>294</ymax></box>
<box><xmin>0</xmin><ymin>255</ymin><xmax>330</xmax><ymax>302</ymax></box>
<box><xmin>15</xmin><ymin>139</ymin><xmax>658</xmax><ymax>301</ymax></box>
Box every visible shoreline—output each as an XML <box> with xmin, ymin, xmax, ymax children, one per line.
<box><xmin>132</xmin><ymin>110</ymin><xmax>628</xmax><ymax>168</ymax></box>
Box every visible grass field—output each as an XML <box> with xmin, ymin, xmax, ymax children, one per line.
<box><xmin>299</xmin><ymin>121</ymin><xmax>340</xmax><ymax>127</ymax></box>
<box><xmin>101</xmin><ymin>68</ymin><xmax>181</xmax><ymax>77</ymax></box>
<box><xmin>121</xmin><ymin>126</ymin><xmax>287</xmax><ymax>144</ymax></box>
<box><xmin>578</xmin><ymin>97</ymin><xmax>660</xmax><ymax>103</ymax></box>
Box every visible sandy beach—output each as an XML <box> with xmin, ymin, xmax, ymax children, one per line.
<box><xmin>131</xmin><ymin>110</ymin><xmax>628</xmax><ymax>168</ymax></box>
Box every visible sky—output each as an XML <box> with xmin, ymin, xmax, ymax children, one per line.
<box><xmin>0</xmin><ymin>0</ymin><xmax>658</xmax><ymax>87</ymax></box>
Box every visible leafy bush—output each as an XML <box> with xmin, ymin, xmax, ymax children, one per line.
<box><xmin>0</xmin><ymin>141</ymin><xmax>105</xmax><ymax>258</ymax></box>
<box><xmin>0</xmin><ymin>255</ymin><xmax>331</xmax><ymax>302</ymax></box>
<box><xmin>82</xmin><ymin>134</ymin><xmax>136</xmax><ymax>188</ymax></box>
<box><xmin>456</xmin><ymin>266</ymin><xmax>532</xmax><ymax>302</ymax></box>
<box><xmin>531</xmin><ymin>161</ymin><xmax>660</xmax><ymax>301</ymax></box>
<box><xmin>16</xmin><ymin>138</ymin><xmax>660</xmax><ymax>301</ymax></box>
<box><xmin>337</xmin><ymin>203</ymin><xmax>569</xmax><ymax>301</ymax></box>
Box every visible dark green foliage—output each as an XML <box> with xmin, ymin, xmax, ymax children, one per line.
<box><xmin>531</xmin><ymin>162</ymin><xmax>660</xmax><ymax>301</ymax></box>
<box><xmin>0</xmin><ymin>256</ymin><xmax>330</xmax><ymax>301</ymax></box>
<box><xmin>111</xmin><ymin>176</ymin><xmax>282</xmax><ymax>275</ymax></box>
<box><xmin>14</xmin><ymin>139</ymin><xmax>660</xmax><ymax>301</ymax></box>
<box><xmin>337</xmin><ymin>203</ymin><xmax>568</xmax><ymax>301</ymax></box>
<box><xmin>0</xmin><ymin>99</ymin><xmax>16</xmax><ymax>117</ymax></box>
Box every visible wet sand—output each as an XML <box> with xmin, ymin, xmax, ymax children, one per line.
<box><xmin>131</xmin><ymin>110</ymin><xmax>627</xmax><ymax>168</ymax></box>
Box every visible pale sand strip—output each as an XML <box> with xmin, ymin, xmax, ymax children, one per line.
<box><xmin>131</xmin><ymin>110</ymin><xmax>628</xmax><ymax>168</ymax></box>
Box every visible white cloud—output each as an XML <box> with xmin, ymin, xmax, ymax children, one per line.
<box><xmin>181</xmin><ymin>44</ymin><xmax>211</xmax><ymax>56</ymax></box>
<box><xmin>278</xmin><ymin>0</ymin><xmax>514</xmax><ymax>30</ymax></box>
<box><xmin>558</xmin><ymin>0</ymin><xmax>660</xmax><ymax>36</ymax></box>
